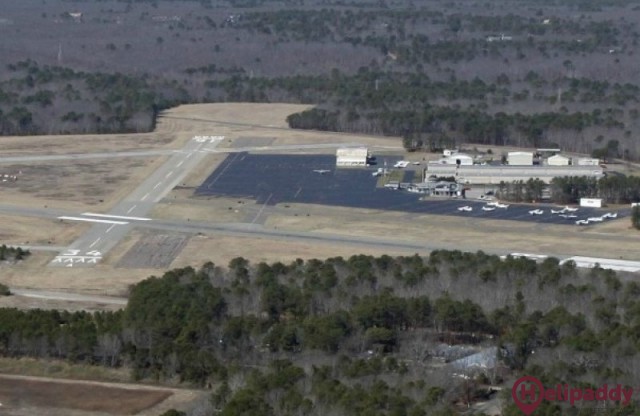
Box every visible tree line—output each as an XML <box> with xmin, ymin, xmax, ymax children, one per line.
<box><xmin>495</xmin><ymin>174</ymin><xmax>640</xmax><ymax>206</ymax></box>
<box><xmin>2</xmin><ymin>251</ymin><xmax>640</xmax><ymax>414</ymax></box>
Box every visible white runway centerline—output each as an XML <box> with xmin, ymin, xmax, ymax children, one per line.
<box><xmin>126</xmin><ymin>205</ymin><xmax>137</xmax><ymax>214</ymax></box>
<box><xmin>89</xmin><ymin>237</ymin><xmax>101</xmax><ymax>248</ymax></box>
<box><xmin>81</xmin><ymin>213</ymin><xmax>152</xmax><ymax>221</ymax></box>
<box><xmin>58</xmin><ymin>216</ymin><xmax>129</xmax><ymax>225</ymax></box>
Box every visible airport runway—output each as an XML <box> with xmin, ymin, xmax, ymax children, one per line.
<box><xmin>48</xmin><ymin>136</ymin><xmax>222</xmax><ymax>268</ymax></box>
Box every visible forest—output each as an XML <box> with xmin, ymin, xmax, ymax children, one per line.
<box><xmin>1</xmin><ymin>0</ymin><xmax>640</xmax><ymax>158</ymax></box>
<box><xmin>2</xmin><ymin>251</ymin><xmax>640</xmax><ymax>414</ymax></box>
<box><xmin>495</xmin><ymin>174</ymin><xmax>640</xmax><ymax>204</ymax></box>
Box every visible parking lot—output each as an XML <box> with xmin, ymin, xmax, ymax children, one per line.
<box><xmin>196</xmin><ymin>153</ymin><xmax>624</xmax><ymax>225</ymax></box>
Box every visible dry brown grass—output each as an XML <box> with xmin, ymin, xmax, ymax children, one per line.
<box><xmin>0</xmin><ymin>156</ymin><xmax>167</xmax><ymax>212</ymax></box>
<box><xmin>0</xmin><ymin>375</ymin><xmax>172</xmax><ymax>415</ymax></box>
<box><xmin>0</xmin><ymin>132</ymin><xmax>175</xmax><ymax>157</ymax></box>
<box><xmin>169</xmin><ymin>233</ymin><xmax>417</xmax><ymax>269</ymax></box>
<box><xmin>0</xmin><ymin>213</ymin><xmax>88</xmax><ymax>246</ymax></box>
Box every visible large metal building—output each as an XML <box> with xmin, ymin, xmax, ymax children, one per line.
<box><xmin>547</xmin><ymin>155</ymin><xmax>570</xmax><ymax>166</ymax></box>
<box><xmin>507</xmin><ymin>151</ymin><xmax>534</xmax><ymax>166</ymax></box>
<box><xmin>425</xmin><ymin>164</ymin><xmax>604</xmax><ymax>184</ymax></box>
<box><xmin>336</xmin><ymin>147</ymin><xmax>368</xmax><ymax>167</ymax></box>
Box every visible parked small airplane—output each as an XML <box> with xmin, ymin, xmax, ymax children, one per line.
<box><xmin>588</xmin><ymin>216</ymin><xmax>604</xmax><ymax>222</ymax></box>
<box><xmin>393</xmin><ymin>161</ymin><xmax>410</xmax><ymax>168</ymax></box>
<box><xmin>602</xmin><ymin>212</ymin><xmax>618</xmax><ymax>219</ymax></box>
<box><xmin>564</xmin><ymin>206</ymin><xmax>579</xmax><ymax>212</ymax></box>
<box><xmin>482</xmin><ymin>206</ymin><xmax>496</xmax><ymax>211</ymax></box>
<box><xmin>495</xmin><ymin>203</ymin><xmax>509</xmax><ymax>209</ymax></box>
<box><xmin>529</xmin><ymin>209</ymin><xmax>544</xmax><ymax>215</ymax></box>
<box><xmin>575</xmin><ymin>219</ymin><xmax>590</xmax><ymax>225</ymax></box>
<box><xmin>312</xmin><ymin>169</ymin><xmax>330</xmax><ymax>174</ymax></box>
<box><xmin>457</xmin><ymin>206</ymin><xmax>473</xmax><ymax>212</ymax></box>
<box><xmin>550</xmin><ymin>209</ymin><xmax>565</xmax><ymax>214</ymax></box>
<box><xmin>559</xmin><ymin>214</ymin><xmax>577</xmax><ymax>219</ymax></box>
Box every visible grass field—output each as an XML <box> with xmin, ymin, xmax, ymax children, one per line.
<box><xmin>0</xmin><ymin>375</ymin><xmax>172</xmax><ymax>415</ymax></box>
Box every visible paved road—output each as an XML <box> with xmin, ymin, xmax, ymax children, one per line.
<box><xmin>48</xmin><ymin>137</ymin><xmax>221</xmax><ymax>268</ymax></box>
<box><xmin>0</xmin><ymin>149</ymin><xmax>174</xmax><ymax>164</ymax></box>
<box><xmin>9</xmin><ymin>288</ymin><xmax>127</xmax><ymax>305</ymax></box>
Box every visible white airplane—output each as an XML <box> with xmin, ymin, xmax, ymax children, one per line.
<box><xmin>559</xmin><ymin>214</ymin><xmax>577</xmax><ymax>219</ymax></box>
<box><xmin>576</xmin><ymin>219</ymin><xmax>590</xmax><ymax>225</ymax></box>
<box><xmin>564</xmin><ymin>206</ymin><xmax>579</xmax><ymax>212</ymax></box>
<box><xmin>588</xmin><ymin>216</ymin><xmax>604</xmax><ymax>222</ymax></box>
<box><xmin>312</xmin><ymin>169</ymin><xmax>330</xmax><ymax>174</ymax></box>
<box><xmin>482</xmin><ymin>206</ymin><xmax>496</xmax><ymax>211</ymax></box>
<box><xmin>602</xmin><ymin>212</ymin><xmax>618</xmax><ymax>219</ymax></box>
<box><xmin>550</xmin><ymin>208</ymin><xmax>565</xmax><ymax>214</ymax></box>
<box><xmin>412</xmin><ymin>162</ymin><xmax>421</xmax><ymax>165</ymax></box>
<box><xmin>393</xmin><ymin>161</ymin><xmax>410</xmax><ymax>168</ymax></box>
<box><xmin>458</xmin><ymin>206</ymin><xmax>473</xmax><ymax>212</ymax></box>
<box><xmin>495</xmin><ymin>203</ymin><xmax>509</xmax><ymax>209</ymax></box>
<box><xmin>529</xmin><ymin>209</ymin><xmax>544</xmax><ymax>215</ymax></box>
<box><xmin>485</xmin><ymin>201</ymin><xmax>498</xmax><ymax>206</ymax></box>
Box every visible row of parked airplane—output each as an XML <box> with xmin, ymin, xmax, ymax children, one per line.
<box><xmin>457</xmin><ymin>202</ymin><xmax>509</xmax><ymax>212</ymax></box>
<box><xmin>528</xmin><ymin>206</ymin><xmax>580</xmax><ymax>216</ymax></box>
<box><xmin>575</xmin><ymin>212</ymin><xmax>618</xmax><ymax>225</ymax></box>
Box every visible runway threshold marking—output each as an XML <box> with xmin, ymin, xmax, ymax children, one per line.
<box><xmin>58</xmin><ymin>216</ymin><xmax>129</xmax><ymax>225</ymax></box>
<box><xmin>81</xmin><ymin>213</ymin><xmax>152</xmax><ymax>221</ymax></box>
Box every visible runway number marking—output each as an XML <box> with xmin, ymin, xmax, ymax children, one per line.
<box><xmin>52</xmin><ymin>250</ymin><xmax>102</xmax><ymax>267</ymax></box>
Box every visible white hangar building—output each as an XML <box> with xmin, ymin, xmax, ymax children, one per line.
<box><xmin>336</xmin><ymin>147</ymin><xmax>368</xmax><ymax>167</ymax></box>
<box><xmin>507</xmin><ymin>151</ymin><xmax>534</xmax><ymax>166</ymax></box>
<box><xmin>547</xmin><ymin>155</ymin><xmax>570</xmax><ymax>166</ymax></box>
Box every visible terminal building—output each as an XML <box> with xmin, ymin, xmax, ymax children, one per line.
<box><xmin>424</xmin><ymin>164</ymin><xmax>604</xmax><ymax>185</ymax></box>
<box><xmin>336</xmin><ymin>147</ymin><xmax>368</xmax><ymax>167</ymax></box>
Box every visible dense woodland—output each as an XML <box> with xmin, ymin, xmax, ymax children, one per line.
<box><xmin>495</xmin><ymin>174</ymin><xmax>640</xmax><ymax>204</ymax></box>
<box><xmin>1</xmin><ymin>0</ymin><xmax>640</xmax><ymax>158</ymax></box>
<box><xmin>3</xmin><ymin>251</ymin><xmax>640</xmax><ymax>414</ymax></box>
